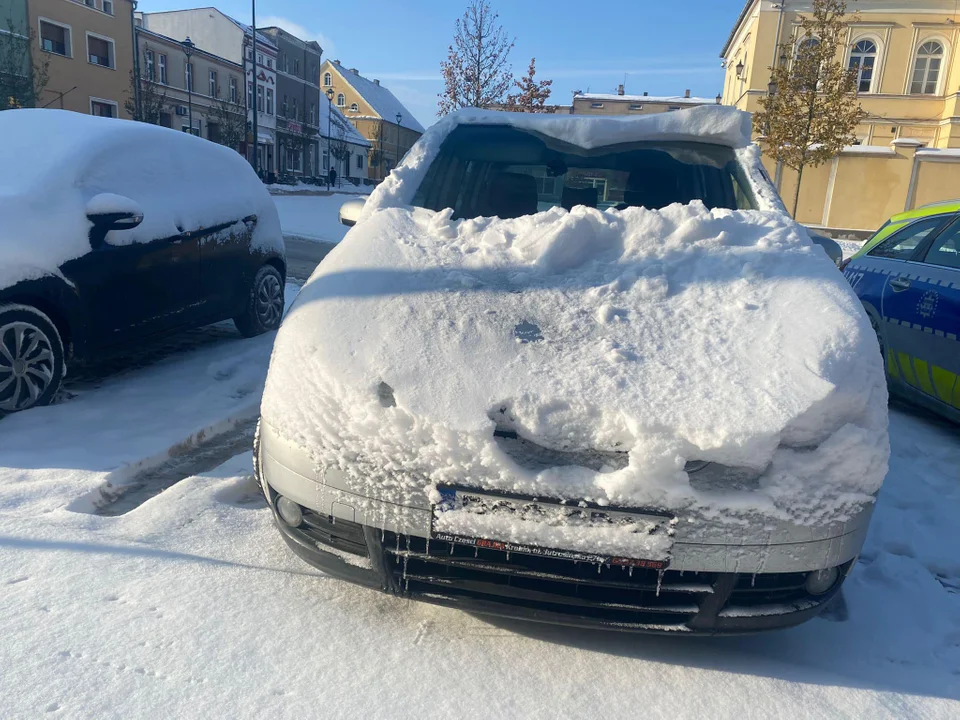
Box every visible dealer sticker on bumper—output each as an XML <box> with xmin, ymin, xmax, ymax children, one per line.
<box><xmin>431</xmin><ymin>485</ymin><xmax>673</xmax><ymax>570</ymax></box>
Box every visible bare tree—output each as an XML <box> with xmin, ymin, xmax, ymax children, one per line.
<box><xmin>124</xmin><ymin>71</ymin><xmax>167</xmax><ymax>124</ymax></box>
<box><xmin>209</xmin><ymin>96</ymin><xmax>246</xmax><ymax>151</ymax></box>
<box><xmin>753</xmin><ymin>0</ymin><xmax>866</xmax><ymax>217</ymax></box>
<box><xmin>438</xmin><ymin>0</ymin><xmax>514</xmax><ymax>115</ymax></box>
<box><xmin>504</xmin><ymin>58</ymin><xmax>553</xmax><ymax>113</ymax></box>
<box><xmin>0</xmin><ymin>20</ymin><xmax>48</xmax><ymax>109</ymax></box>
<box><xmin>368</xmin><ymin>122</ymin><xmax>383</xmax><ymax>172</ymax></box>
<box><xmin>329</xmin><ymin>115</ymin><xmax>351</xmax><ymax>180</ymax></box>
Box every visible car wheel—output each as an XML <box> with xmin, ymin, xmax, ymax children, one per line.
<box><xmin>0</xmin><ymin>304</ymin><xmax>66</xmax><ymax>414</ymax></box>
<box><xmin>234</xmin><ymin>265</ymin><xmax>284</xmax><ymax>337</ymax></box>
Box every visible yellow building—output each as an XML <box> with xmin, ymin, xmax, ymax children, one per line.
<box><xmin>721</xmin><ymin>0</ymin><xmax>960</xmax><ymax>232</ymax></box>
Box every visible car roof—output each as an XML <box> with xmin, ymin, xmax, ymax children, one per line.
<box><xmin>887</xmin><ymin>201</ymin><xmax>960</xmax><ymax>225</ymax></box>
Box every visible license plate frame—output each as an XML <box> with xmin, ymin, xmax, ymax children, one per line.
<box><xmin>430</xmin><ymin>484</ymin><xmax>673</xmax><ymax>570</ymax></box>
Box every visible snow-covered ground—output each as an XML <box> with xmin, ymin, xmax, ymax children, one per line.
<box><xmin>267</xmin><ymin>181</ymin><xmax>372</xmax><ymax>196</ymax></box>
<box><xmin>0</xmin><ymin>315</ymin><xmax>957</xmax><ymax>716</ymax></box>
<box><xmin>274</xmin><ymin>193</ymin><xmax>364</xmax><ymax>243</ymax></box>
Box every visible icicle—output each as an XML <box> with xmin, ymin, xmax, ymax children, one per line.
<box><xmin>751</xmin><ymin>573</ymin><xmax>757</xmax><ymax>587</ymax></box>
<box><xmin>395</xmin><ymin>534</ymin><xmax>401</xmax><ymax>552</ymax></box>
<box><xmin>425</xmin><ymin>537</ymin><xmax>430</xmax><ymax>556</ymax></box>
<box><xmin>656</xmin><ymin>569</ymin><xmax>665</xmax><ymax>597</ymax></box>
<box><xmin>474</xmin><ymin>546</ymin><xmax>478</xmax><ymax>558</ymax></box>
<box><xmin>629</xmin><ymin>566</ymin><xmax>634</xmax><ymax>578</ymax></box>
<box><xmin>597</xmin><ymin>562</ymin><xmax>602</xmax><ymax>574</ymax></box>
<box><xmin>506</xmin><ymin>551</ymin><xmax>510</xmax><ymax>561</ymax></box>
<box><xmin>449</xmin><ymin>543</ymin><xmax>454</xmax><ymax>556</ymax></box>
<box><xmin>381</xmin><ymin>527</ymin><xmax>385</xmax><ymax>542</ymax></box>
<box><xmin>331</xmin><ymin>515</ymin><xmax>336</xmax><ymax>525</ymax></box>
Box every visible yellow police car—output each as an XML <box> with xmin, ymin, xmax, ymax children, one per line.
<box><xmin>842</xmin><ymin>200</ymin><xmax>960</xmax><ymax>423</ymax></box>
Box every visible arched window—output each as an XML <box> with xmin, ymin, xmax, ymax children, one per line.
<box><xmin>323</xmin><ymin>72</ymin><xmax>332</xmax><ymax>86</ymax></box>
<box><xmin>911</xmin><ymin>41</ymin><xmax>944</xmax><ymax>95</ymax></box>
<box><xmin>795</xmin><ymin>37</ymin><xmax>820</xmax><ymax>89</ymax></box>
<box><xmin>336</xmin><ymin>93</ymin><xmax>345</xmax><ymax>107</ymax></box>
<box><xmin>849</xmin><ymin>39</ymin><xmax>877</xmax><ymax>93</ymax></box>
<box><xmin>349</xmin><ymin>102</ymin><xmax>359</xmax><ymax>112</ymax></box>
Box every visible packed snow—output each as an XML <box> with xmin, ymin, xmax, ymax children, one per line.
<box><xmin>262</xmin><ymin>107</ymin><xmax>889</xmax><ymax>532</ymax></box>
<box><xmin>274</xmin><ymin>193</ymin><xmax>369</xmax><ymax>243</ymax></box>
<box><xmin>0</xmin><ymin>110</ymin><xmax>282</xmax><ymax>292</ymax></box>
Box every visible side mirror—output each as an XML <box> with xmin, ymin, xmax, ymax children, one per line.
<box><xmin>339</xmin><ymin>198</ymin><xmax>365</xmax><ymax>227</ymax></box>
<box><xmin>86</xmin><ymin>194</ymin><xmax>144</xmax><ymax>248</ymax></box>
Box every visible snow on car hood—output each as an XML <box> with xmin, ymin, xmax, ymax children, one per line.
<box><xmin>261</xmin><ymin>108</ymin><xmax>889</xmax><ymax>536</ymax></box>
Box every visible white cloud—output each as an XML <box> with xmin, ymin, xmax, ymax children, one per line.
<box><xmin>257</xmin><ymin>16</ymin><xmax>337</xmax><ymax>60</ymax></box>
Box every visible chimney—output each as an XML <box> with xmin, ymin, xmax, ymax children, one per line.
<box><xmin>373</xmin><ymin>79</ymin><xmax>380</xmax><ymax>85</ymax></box>
<box><xmin>643</xmin><ymin>91</ymin><xmax>648</xmax><ymax>96</ymax></box>
<box><xmin>333</xmin><ymin>59</ymin><xmax>340</xmax><ymax>65</ymax></box>
<box><xmin>617</xmin><ymin>84</ymin><xmax>624</xmax><ymax>96</ymax></box>
<box><xmin>349</xmin><ymin>68</ymin><xmax>359</xmax><ymax>74</ymax></box>
<box><xmin>684</xmin><ymin>89</ymin><xmax>691</xmax><ymax>98</ymax></box>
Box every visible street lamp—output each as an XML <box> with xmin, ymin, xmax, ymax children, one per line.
<box><xmin>326</xmin><ymin>87</ymin><xmax>334</xmax><ymax>188</ymax></box>
<box><xmin>735</xmin><ymin>60</ymin><xmax>744</xmax><ymax>78</ymax></box>
<box><xmin>395</xmin><ymin>112</ymin><xmax>402</xmax><ymax>174</ymax></box>
<box><xmin>182</xmin><ymin>36</ymin><xmax>195</xmax><ymax>135</ymax></box>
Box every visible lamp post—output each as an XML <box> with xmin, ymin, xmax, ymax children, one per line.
<box><xmin>326</xmin><ymin>87</ymin><xmax>334</xmax><ymax>188</ymax></box>
<box><xmin>182</xmin><ymin>37</ymin><xmax>195</xmax><ymax>135</ymax></box>
<box><xmin>395</xmin><ymin>112</ymin><xmax>402</xmax><ymax>174</ymax></box>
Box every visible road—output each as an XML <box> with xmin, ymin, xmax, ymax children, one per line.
<box><xmin>284</xmin><ymin>235</ymin><xmax>337</xmax><ymax>283</ymax></box>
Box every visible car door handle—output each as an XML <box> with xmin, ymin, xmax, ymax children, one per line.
<box><xmin>890</xmin><ymin>278</ymin><xmax>911</xmax><ymax>292</ymax></box>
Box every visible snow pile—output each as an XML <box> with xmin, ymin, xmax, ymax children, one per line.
<box><xmin>274</xmin><ymin>194</ymin><xmax>367</xmax><ymax>243</ymax></box>
<box><xmin>0</xmin><ymin>109</ymin><xmax>282</xmax><ymax>291</ymax></box>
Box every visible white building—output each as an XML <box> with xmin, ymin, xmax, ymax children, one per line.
<box><xmin>139</xmin><ymin>7</ymin><xmax>279</xmax><ymax>176</ymax></box>
<box><xmin>318</xmin><ymin>98</ymin><xmax>371</xmax><ymax>183</ymax></box>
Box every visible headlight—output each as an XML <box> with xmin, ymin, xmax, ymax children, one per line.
<box><xmin>804</xmin><ymin>566</ymin><xmax>840</xmax><ymax>595</ymax></box>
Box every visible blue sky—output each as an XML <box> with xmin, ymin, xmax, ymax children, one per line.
<box><xmin>138</xmin><ymin>1</ymin><xmax>742</xmax><ymax>128</ymax></box>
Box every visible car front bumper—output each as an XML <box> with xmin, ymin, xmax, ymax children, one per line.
<box><xmin>257</xmin><ymin>420</ymin><xmax>870</xmax><ymax>634</ymax></box>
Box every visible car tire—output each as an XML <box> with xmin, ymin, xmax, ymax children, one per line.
<box><xmin>234</xmin><ymin>265</ymin><xmax>285</xmax><ymax>338</ymax></box>
<box><xmin>0</xmin><ymin>303</ymin><xmax>66</xmax><ymax>415</ymax></box>
<box><xmin>868</xmin><ymin>313</ymin><xmax>886</xmax><ymax>362</ymax></box>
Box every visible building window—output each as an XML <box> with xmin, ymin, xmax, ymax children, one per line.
<box><xmin>230</xmin><ymin>77</ymin><xmax>237</xmax><ymax>103</ymax></box>
<box><xmin>103</xmin><ymin>0</ymin><xmax>113</xmax><ymax>15</ymax></box>
<box><xmin>667</xmin><ymin>106</ymin><xmax>681</xmax><ymax>111</ymax></box>
<box><xmin>590</xmin><ymin>102</ymin><xmax>603</xmax><ymax>108</ymax></box>
<box><xmin>246</xmin><ymin>47</ymin><xmax>252</xmax><ymax>61</ymax></box>
<box><xmin>629</xmin><ymin>103</ymin><xmax>643</xmax><ymax>110</ymax></box>
<box><xmin>323</xmin><ymin>71</ymin><xmax>332</xmax><ymax>86</ymax></box>
<box><xmin>248</xmin><ymin>82</ymin><xmax>253</xmax><ymax>108</ymax></box>
<box><xmin>86</xmin><ymin>33</ymin><xmax>114</xmax><ymax>68</ymax></box>
<box><xmin>266</xmin><ymin>88</ymin><xmax>273</xmax><ymax>115</ymax></box>
<box><xmin>158</xmin><ymin>54</ymin><xmax>167</xmax><ymax>84</ymax></box>
<box><xmin>209</xmin><ymin>70</ymin><xmax>217</xmax><ymax>97</ymax></box>
<box><xmin>282</xmin><ymin>94</ymin><xmax>288</xmax><ymax>117</ymax></box>
<box><xmin>849</xmin><ymin>39</ymin><xmax>877</xmax><ymax>93</ymax></box>
<box><xmin>911</xmin><ymin>41</ymin><xmax>944</xmax><ymax>95</ymax></box>
<box><xmin>39</xmin><ymin>20</ymin><xmax>70</xmax><ymax>57</ymax></box>
<box><xmin>357</xmin><ymin>153</ymin><xmax>364</xmax><ymax>170</ymax></box>
<box><xmin>294</xmin><ymin>58</ymin><xmax>299</xmax><ymax>75</ymax></box>
<box><xmin>292</xmin><ymin>97</ymin><xmax>298</xmax><ymax>120</ymax></box>
<box><xmin>185</xmin><ymin>61</ymin><xmax>193</xmax><ymax>91</ymax></box>
<box><xmin>257</xmin><ymin>85</ymin><xmax>263</xmax><ymax>112</ymax></box>
<box><xmin>309</xmin><ymin>102</ymin><xmax>315</xmax><ymax>124</ymax></box>
<box><xmin>322</xmin><ymin>147</ymin><xmax>329</xmax><ymax>170</ymax></box>
<box><xmin>350</xmin><ymin>102</ymin><xmax>358</xmax><ymax>112</ymax></box>
<box><xmin>145</xmin><ymin>49</ymin><xmax>155</xmax><ymax>81</ymax></box>
<box><xmin>90</xmin><ymin>98</ymin><xmax>117</xmax><ymax>117</ymax></box>
<box><xmin>257</xmin><ymin>53</ymin><xmax>262</xmax><ymax>65</ymax></box>
<box><xmin>267</xmin><ymin>58</ymin><xmax>272</xmax><ymax>69</ymax></box>
<box><xmin>336</xmin><ymin>93</ymin><xmax>345</xmax><ymax>107</ymax></box>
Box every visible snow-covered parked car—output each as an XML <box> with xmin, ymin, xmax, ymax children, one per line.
<box><xmin>0</xmin><ymin>110</ymin><xmax>285</xmax><ymax>414</ymax></box>
<box><xmin>256</xmin><ymin>107</ymin><xmax>889</xmax><ymax>634</ymax></box>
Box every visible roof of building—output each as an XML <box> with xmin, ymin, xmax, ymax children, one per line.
<box><xmin>259</xmin><ymin>26</ymin><xmax>321</xmax><ymax>54</ymax></box>
<box><xmin>325</xmin><ymin>61</ymin><xmax>426</xmax><ymax>133</ymax></box>
<box><xmin>141</xmin><ymin>7</ymin><xmax>278</xmax><ymax>50</ymax></box>
<box><xmin>575</xmin><ymin>92</ymin><xmax>718</xmax><ymax>106</ymax></box>
<box><xmin>720</xmin><ymin>0</ymin><xmax>757</xmax><ymax>58</ymax></box>
<box><xmin>319</xmin><ymin>100</ymin><xmax>371</xmax><ymax>148</ymax></box>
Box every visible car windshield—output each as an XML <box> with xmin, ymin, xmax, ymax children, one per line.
<box><xmin>412</xmin><ymin>124</ymin><xmax>756</xmax><ymax>220</ymax></box>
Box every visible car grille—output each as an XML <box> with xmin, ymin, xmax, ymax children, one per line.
<box><xmin>299</xmin><ymin>508</ymin><xmax>369</xmax><ymax>557</ymax></box>
<box><xmin>728</xmin><ymin>571</ymin><xmax>811</xmax><ymax>606</ymax></box>
<box><xmin>381</xmin><ymin>532</ymin><xmax>711</xmax><ymax>629</ymax></box>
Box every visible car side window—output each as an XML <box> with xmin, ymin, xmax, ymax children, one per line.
<box><xmin>921</xmin><ymin>218</ymin><xmax>960</xmax><ymax>270</ymax></box>
<box><xmin>868</xmin><ymin>215</ymin><xmax>950</xmax><ymax>260</ymax></box>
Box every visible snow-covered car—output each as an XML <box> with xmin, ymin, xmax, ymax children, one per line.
<box><xmin>256</xmin><ymin>107</ymin><xmax>889</xmax><ymax>634</ymax></box>
<box><xmin>0</xmin><ymin>110</ymin><xmax>285</xmax><ymax>414</ymax></box>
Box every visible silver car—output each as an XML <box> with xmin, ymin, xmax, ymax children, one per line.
<box><xmin>256</xmin><ymin>108</ymin><xmax>887</xmax><ymax>634</ymax></box>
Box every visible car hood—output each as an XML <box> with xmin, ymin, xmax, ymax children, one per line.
<box><xmin>262</xmin><ymin>201</ymin><xmax>889</xmax><ymax>529</ymax></box>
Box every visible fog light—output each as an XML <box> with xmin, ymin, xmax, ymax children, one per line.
<box><xmin>804</xmin><ymin>567</ymin><xmax>840</xmax><ymax>595</ymax></box>
<box><xmin>276</xmin><ymin>496</ymin><xmax>303</xmax><ymax>528</ymax></box>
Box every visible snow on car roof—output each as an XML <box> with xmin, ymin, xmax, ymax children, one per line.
<box><xmin>0</xmin><ymin>109</ymin><xmax>280</xmax><ymax>292</ymax></box>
